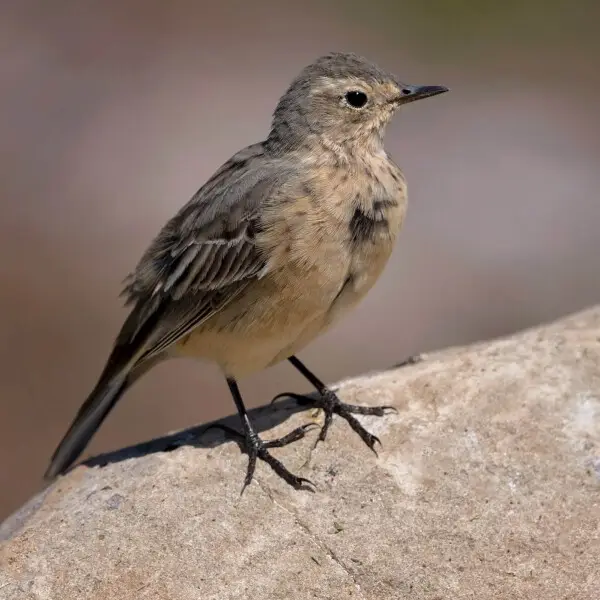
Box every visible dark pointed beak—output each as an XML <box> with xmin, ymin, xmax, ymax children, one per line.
<box><xmin>394</xmin><ymin>84</ymin><xmax>449</xmax><ymax>105</ymax></box>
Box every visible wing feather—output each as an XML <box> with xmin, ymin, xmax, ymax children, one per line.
<box><xmin>112</xmin><ymin>142</ymin><xmax>289</xmax><ymax>366</ymax></box>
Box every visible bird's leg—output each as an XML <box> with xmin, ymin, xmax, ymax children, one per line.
<box><xmin>204</xmin><ymin>378</ymin><xmax>316</xmax><ymax>493</ymax></box>
<box><xmin>272</xmin><ymin>355</ymin><xmax>396</xmax><ymax>453</ymax></box>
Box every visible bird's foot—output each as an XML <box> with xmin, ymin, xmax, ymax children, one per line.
<box><xmin>203</xmin><ymin>421</ymin><xmax>317</xmax><ymax>493</ymax></box>
<box><xmin>271</xmin><ymin>388</ymin><xmax>396</xmax><ymax>454</ymax></box>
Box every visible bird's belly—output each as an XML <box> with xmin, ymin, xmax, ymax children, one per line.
<box><xmin>174</xmin><ymin>265</ymin><xmax>347</xmax><ymax>377</ymax></box>
<box><xmin>268</xmin><ymin>237</ymin><xmax>396</xmax><ymax>365</ymax></box>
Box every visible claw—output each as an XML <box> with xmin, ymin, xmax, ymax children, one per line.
<box><xmin>199</xmin><ymin>418</ymin><xmax>316</xmax><ymax>492</ymax></box>
<box><xmin>270</xmin><ymin>391</ymin><xmax>312</xmax><ymax>406</ymax></box>
<box><xmin>208</xmin><ymin>421</ymin><xmax>316</xmax><ymax>493</ymax></box>
<box><xmin>200</xmin><ymin>423</ymin><xmax>244</xmax><ymax>440</ymax></box>
<box><xmin>239</xmin><ymin>442</ymin><xmax>316</xmax><ymax>495</ymax></box>
<box><xmin>264</xmin><ymin>423</ymin><xmax>318</xmax><ymax>448</ymax></box>
<box><xmin>270</xmin><ymin>387</ymin><xmax>393</xmax><ymax>456</ymax></box>
<box><xmin>341</xmin><ymin>404</ymin><xmax>397</xmax><ymax>416</ymax></box>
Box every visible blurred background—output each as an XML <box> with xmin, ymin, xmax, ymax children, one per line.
<box><xmin>1</xmin><ymin>0</ymin><xmax>599</xmax><ymax>521</ymax></box>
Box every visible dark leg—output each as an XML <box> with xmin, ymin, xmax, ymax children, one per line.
<box><xmin>204</xmin><ymin>377</ymin><xmax>315</xmax><ymax>493</ymax></box>
<box><xmin>273</xmin><ymin>356</ymin><xmax>397</xmax><ymax>453</ymax></box>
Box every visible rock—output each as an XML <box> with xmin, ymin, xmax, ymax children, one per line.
<box><xmin>1</xmin><ymin>307</ymin><xmax>599</xmax><ymax>599</ymax></box>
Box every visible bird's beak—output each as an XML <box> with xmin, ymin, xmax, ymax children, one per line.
<box><xmin>394</xmin><ymin>84</ymin><xmax>449</xmax><ymax>105</ymax></box>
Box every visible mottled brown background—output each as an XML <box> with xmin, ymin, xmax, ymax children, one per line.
<box><xmin>1</xmin><ymin>0</ymin><xmax>599</xmax><ymax>521</ymax></box>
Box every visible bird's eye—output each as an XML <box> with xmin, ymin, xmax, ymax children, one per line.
<box><xmin>344</xmin><ymin>90</ymin><xmax>368</xmax><ymax>109</ymax></box>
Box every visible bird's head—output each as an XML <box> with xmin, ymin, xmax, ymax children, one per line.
<box><xmin>268</xmin><ymin>52</ymin><xmax>448</xmax><ymax>153</ymax></box>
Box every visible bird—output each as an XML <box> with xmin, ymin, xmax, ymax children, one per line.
<box><xmin>44</xmin><ymin>52</ymin><xmax>448</xmax><ymax>491</ymax></box>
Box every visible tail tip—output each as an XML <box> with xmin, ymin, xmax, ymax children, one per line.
<box><xmin>43</xmin><ymin>464</ymin><xmax>59</xmax><ymax>482</ymax></box>
<box><xmin>43</xmin><ymin>457</ymin><xmax>68</xmax><ymax>482</ymax></box>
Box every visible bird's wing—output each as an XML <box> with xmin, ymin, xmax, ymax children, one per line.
<box><xmin>111</xmin><ymin>142</ymin><xmax>287</xmax><ymax>369</ymax></box>
<box><xmin>44</xmin><ymin>143</ymin><xmax>292</xmax><ymax>480</ymax></box>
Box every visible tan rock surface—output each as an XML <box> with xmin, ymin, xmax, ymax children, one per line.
<box><xmin>1</xmin><ymin>307</ymin><xmax>599</xmax><ymax>599</ymax></box>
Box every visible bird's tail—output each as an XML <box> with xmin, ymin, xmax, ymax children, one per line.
<box><xmin>43</xmin><ymin>369</ymin><xmax>130</xmax><ymax>480</ymax></box>
<box><xmin>44</xmin><ymin>297</ymin><xmax>166</xmax><ymax>480</ymax></box>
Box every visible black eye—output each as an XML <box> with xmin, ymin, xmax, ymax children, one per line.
<box><xmin>344</xmin><ymin>90</ymin><xmax>368</xmax><ymax>108</ymax></box>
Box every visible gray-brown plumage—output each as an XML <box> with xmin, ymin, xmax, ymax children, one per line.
<box><xmin>44</xmin><ymin>52</ymin><xmax>447</xmax><ymax>490</ymax></box>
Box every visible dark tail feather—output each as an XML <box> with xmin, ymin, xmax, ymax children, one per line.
<box><xmin>44</xmin><ymin>372</ymin><xmax>129</xmax><ymax>480</ymax></box>
<box><xmin>44</xmin><ymin>298</ymin><xmax>167</xmax><ymax>480</ymax></box>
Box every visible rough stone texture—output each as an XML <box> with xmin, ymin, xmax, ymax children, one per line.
<box><xmin>1</xmin><ymin>307</ymin><xmax>600</xmax><ymax>599</ymax></box>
